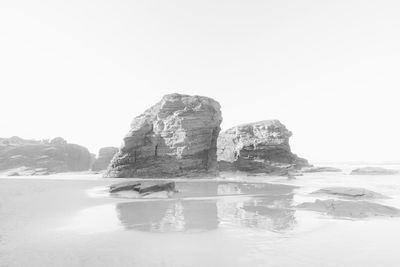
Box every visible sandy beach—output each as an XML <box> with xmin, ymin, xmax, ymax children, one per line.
<box><xmin>1</xmin><ymin>164</ymin><xmax>400</xmax><ymax>267</ymax></box>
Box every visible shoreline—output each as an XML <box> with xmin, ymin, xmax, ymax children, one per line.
<box><xmin>2</xmin><ymin>169</ymin><xmax>400</xmax><ymax>267</ymax></box>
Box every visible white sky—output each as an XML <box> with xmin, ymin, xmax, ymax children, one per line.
<box><xmin>1</xmin><ymin>0</ymin><xmax>400</xmax><ymax>162</ymax></box>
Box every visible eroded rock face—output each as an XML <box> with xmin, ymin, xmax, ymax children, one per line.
<box><xmin>0</xmin><ymin>136</ymin><xmax>92</xmax><ymax>173</ymax></box>
<box><xmin>106</xmin><ymin>94</ymin><xmax>222</xmax><ymax>178</ymax></box>
<box><xmin>217</xmin><ymin>120</ymin><xmax>309</xmax><ymax>173</ymax></box>
<box><xmin>92</xmin><ymin>147</ymin><xmax>118</xmax><ymax>171</ymax></box>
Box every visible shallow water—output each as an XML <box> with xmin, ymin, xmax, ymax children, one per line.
<box><xmin>83</xmin><ymin>181</ymin><xmax>297</xmax><ymax>233</ymax></box>
<box><xmin>1</xmin><ymin>163</ymin><xmax>400</xmax><ymax>266</ymax></box>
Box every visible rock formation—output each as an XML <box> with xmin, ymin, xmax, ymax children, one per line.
<box><xmin>310</xmin><ymin>187</ymin><xmax>389</xmax><ymax>199</ymax></box>
<box><xmin>106</xmin><ymin>93</ymin><xmax>222</xmax><ymax>178</ymax></box>
<box><xmin>217</xmin><ymin>120</ymin><xmax>309</xmax><ymax>174</ymax></box>
<box><xmin>297</xmin><ymin>199</ymin><xmax>400</xmax><ymax>218</ymax></box>
<box><xmin>92</xmin><ymin>147</ymin><xmax>118</xmax><ymax>171</ymax></box>
<box><xmin>350</xmin><ymin>167</ymin><xmax>399</xmax><ymax>175</ymax></box>
<box><xmin>0</xmin><ymin>136</ymin><xmax>92</xmax><ymax>174</ymax></box>
<box><xmin>301</xmin><ymin>166</ymin><xmax>342</xmax><ymax>173</ymax></box>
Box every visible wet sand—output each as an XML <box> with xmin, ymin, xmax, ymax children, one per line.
<box><xmin>1</xmin><ymin>166</ymin><xmax>400</xmax><ymax>267</ymax></box>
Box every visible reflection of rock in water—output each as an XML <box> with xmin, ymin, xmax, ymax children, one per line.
<box><xmin>117</xmin><ymin>201</ymin><xmax>175</xmax><ymax>232</ymax></box>
<box><xmin>218</xmin><ymin>194</ymin><xmax>296</xmax><ymax>232</ymax></box>
<box><xmin>116</xmin><ymin>200</ymin><xmax>219</xmax><ymax>232</ymax></box>
<box><xmin>115</xmin><ymin>181</ymin><xmax>296</xmax><ymax>233</ymax></box>
<box><xmin>181</xmin><ymin>200</ymin><xmax>219</xmax><ymax>231</ymax></box>
<box><xmin>242</xmin><ymin>195</ymin><xmax>296</xmax><ymax>231</ymax></box>
<box><xmin>175</xmin><ymin>182</ymin><xmax>218</xmax><ymax>198</ymax></box>
<box><xmin>175</xmin><ymin>181</ymin><xmax>295</xmax><ymax>198</ymax></box>
<box><xmin>217</xmin><ymin>182</ymin><xmax>295</xmax><ymax>196</ymax></box>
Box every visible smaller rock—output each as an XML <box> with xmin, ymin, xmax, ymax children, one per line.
<box><xmin>302</xmin><ymin>166</ymin><xmax>342</xmax><ymax>173</ymax></box>
<box><xmin>297</xmin><ymin>199</ymin><xmax>400</xmax><ymax>218</ymax></box>
<box><xmin>110</xmin><ymin>182</ymin><xmax>141</xmax><ymax>193</ymax></box>
<box><xmin>33</xmin><ymin>170</ymin><xmax>50</xmax><ymax>176</ymax></box>
<box><xmin>109</xmin><ymin>181</ymin><xmax>177</xmax><ymax>196</ymax></box>
<box><xmin>139</xmin><ymin>182</ymin><xmax>177</xmax><ymax>196</ymax></box>
<box><xmin>350</xmin><ymin>167</ymin><xmax>399</xmax><ymax>175</ymax></box>
<box><xmin>5</xmin><ymin>167</ymin><xmax>35</xmax><ymax>176</ymax></box>
<box><xmin>217</xmin><ymin>120</ymin><xmax>309</xmax><ymax>174</ymax></box>
<box><xmin>310</xmin><ymin>187</ymin><xmax>389</xmax><ymax>199</ymax></box>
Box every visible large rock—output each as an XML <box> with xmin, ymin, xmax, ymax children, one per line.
<box><xmin>92</xmin><ymin>147</ymin><xmax>118</xmax><ymax>171</ymax></box>
<box><xmin>106</xmin><ymin>94</ymin><xmax>222</xmax><ymax>178</ymax></box>
<box><xmin>217</xmin><ymin>120</ymin><xmax>309</xmax><ymax>173</ymax></box>
<box><xmin>0</xmin><ymin>136</ymin><xmax>92</xmax><ymax>173</ymax></box>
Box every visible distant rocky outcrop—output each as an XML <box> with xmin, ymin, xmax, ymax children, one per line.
<box><xmin>0</xmin><ymin>136</ymin><xmax>92</xmax><ymax>174</ymax></box>
<box><xmin>350</xmin><ymin>167</ymin><xmax>399</xmax><ymax>175</ymax></box>
<box><xmin>297</xmin><ymin>199</ymin><xmax>400</xmax><ymax>218</ymax></box>
<box><xmin>301</xmin><ymin>166</ymin><xmax>342</xmax><ymax>173</ymax></box>
<box><xmin>106</xmin><ymin>94</ymin><xmax>222</xmax><ymax>178</ymax></box>
<box><xmin>92</xmin><ymin>147</ymin><xmax>118</xmax><ymax>171</ymax></box>
<box><xmin>217</xmin><ymin>120</ymin><xmax>309</xmax><ymax>174</ymax></box>
<box><xmin>310</xmin><ymin>187</ymin><xmax>389</xmax><ymax>199</ymax></box>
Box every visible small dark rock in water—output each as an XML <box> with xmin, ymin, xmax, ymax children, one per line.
<box><xmin>217</xmin><ymin>120</ymin><xmax>310</xmax><ymax>174</ymax></box>
<box><xmin>109</xmin><ymin>181</ymin><xmax>177</xmax><ymax>196</ymax></box>
<box><xmin>138</xmin><ymin>182</ymin><xmax>177</xmax><ymax>196</ymax></box>
<box><xmin>302</xmin><ymin>166</ymin><xmax>342</xmax><ymax>173</ymax></box>
<box><xmin>350</xmin><ymin>167</ymin><xmax>399</xmax><ymax>175</ymax></box>
<box><xmin>109</xmin><ymin>182</ymin><xmax>141</xmax><ymax>193</ymax></box>
<box><xmin>310</xmin><ymin>187</ymin><xmax>389</xmax><ymax>199</ymax></box>
<box><xmin>297</xmin><ymin>199</ymin><xmax>400</xmax><ymax>218</ymax></box>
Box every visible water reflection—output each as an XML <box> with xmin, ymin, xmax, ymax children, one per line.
<box><xmin>117</xmin><ymin>200</ymin><xmax>219</xmax><ymax>232</ymax></box>
<box><xmin>115</xmin><ymin>181</ymin><xmax>296</xmax><ymax>233</ymax></box>
<box><xmin>213</xmin><ymin>193</ymin><xmax>296</xmax><ymax>231</ymax></box>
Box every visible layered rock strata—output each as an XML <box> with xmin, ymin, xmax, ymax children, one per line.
<box><xmin>217</xmin><ymin>120</ymin><xmax>309</xmax><ymax>173</ymax></box>
<box><xmin>106</xmin><ymin>94</ymin><xmax>222</xmax><ymax>178</ymax></box>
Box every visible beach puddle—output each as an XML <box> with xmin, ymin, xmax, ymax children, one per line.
<box><xmin>69</xmin><ymin>181</ymin><xmax>297</xmax><ymax>234</ymax></box>
<box><xmin>115</xmin><ymin>195</ymin><xmax>296</xmax><ymax>233</ymax></box>
<box><xmin>89</xmin><ymin>180</ymin><xmax>296</xmax><ymax>200</ymax></box>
